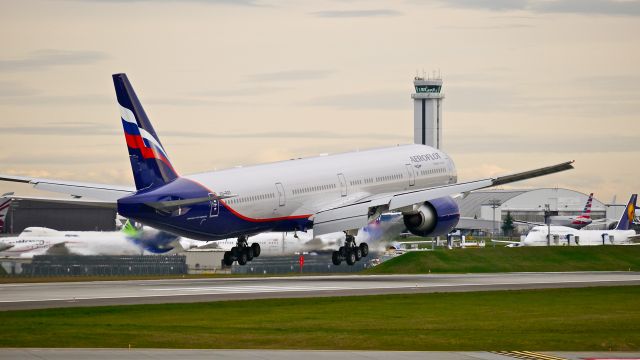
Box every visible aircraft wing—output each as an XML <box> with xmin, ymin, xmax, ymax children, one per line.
<box><xmin>0</xmin><ymin>174</ymin><xmax>134</xmax><ymax>202</ymax></box>
<box><xmin>312</xmin><ymin>161</ymin><xmax>574</xmax><ymax>236</ymax></box>
<box><xmin>491</xmin><ymin>239</ymin><xmax>521</xmax><ymax>245</ymax></box>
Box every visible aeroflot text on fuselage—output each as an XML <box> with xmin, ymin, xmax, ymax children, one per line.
<box><xmin>409</xmin><ymin>153</ymin><xmax>442</xmax><ymax>163</ymax></box>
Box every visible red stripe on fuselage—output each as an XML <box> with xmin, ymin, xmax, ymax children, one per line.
<box><xmin>182</xmin><ymin>177</ymin><xmax>313</xmax><ymax>223</ymax></box>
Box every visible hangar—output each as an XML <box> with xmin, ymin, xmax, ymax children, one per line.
<box><xmin>455</xmin><ymin>188</ymin><xmax>608</xmax><ymax>234</ymax></box>
<box><xmin>2</xmin><ymin>198</ymin><xmax>117</xmax><ymax>234</ymax></box>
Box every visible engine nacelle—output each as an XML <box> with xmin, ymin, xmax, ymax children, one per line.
<box><xmin>402</xmin><ymin>196</ymin><xmax>460</xmax><ymax>237</ymax></box>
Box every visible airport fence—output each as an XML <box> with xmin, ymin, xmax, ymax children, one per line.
<box><xmin>231</xmin><ymin>252</ymin><xmax>376</xmax><ymax>275</ymax></box>
<box><xmin>21</xmin><ymin>255</ymin><xmax>187</xmax><ymax>277</ymax></box>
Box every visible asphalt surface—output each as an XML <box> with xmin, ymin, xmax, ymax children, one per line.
<box><xmin>2</xmin><ymin>272</ymin><xmax>640</xmax><ymax>310</ymax></box>
<box><xmin>1</xmin><ymin>349</ymin><xmax>639</xmax><ymax>360</ymax></box>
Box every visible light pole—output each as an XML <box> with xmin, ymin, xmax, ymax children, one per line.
<box><xmin>544</xmin><ymin>203</ymin><xmax>551</xmax><ymax>246</ymax></box>
<box><xmin>488</xmin><ymin>199</ymin><xmax>502</xmax><ymax>240</ymax></box>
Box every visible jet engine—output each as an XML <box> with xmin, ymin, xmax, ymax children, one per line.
<box><xmin>402</xmin><ymin>196</ymin><xmax>460</xmax><ymax>237</ymax></box>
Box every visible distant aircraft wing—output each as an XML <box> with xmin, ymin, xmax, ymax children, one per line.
<box><xmin>491</xmin><ymin>239</ymin><xmax>521</xmax><ymax>245</ymax></box>
<box><xmin>312</xmin><ymin>161</ymin><xmax>574</xmax><ymax>236</ymax></box>
<box><xmin>0</xmin><ymin>174</ymin><xmax>134</xmax><ymax>202</ymax></box>
<box><xmin>513</xmin><ymin>219</ymin><xmax>545</xmax><ymax>226</ymax></box>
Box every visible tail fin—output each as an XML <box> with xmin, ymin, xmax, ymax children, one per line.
<box><xmin>0</xmin><ymin>198</ymin><xmax>10</xmax><ymax>233</ymax></box>
<box><xmin>615</xmin><ymin>194</ymin><xmax>637</xmax><ymax>230</ymax></box>
<box><xmin>581</xmin><ymin>193</ymin><xmax>593</xmax><ymax>218</ymax></box>
<box><xmin>113</xmin><ymin>73</ymin><xmax>178</xmax><ymax>191</ymax></box>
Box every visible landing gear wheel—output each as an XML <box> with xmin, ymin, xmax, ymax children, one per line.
<box><xmin>332</xmin><ymin>251</ymin><xmax>342</xmax><ymax>266</ymax></box>
<box><xmin>237</xmin><ymin>251</ymin><xmax>248</xmax><ymax>266</ymax></box>
<box><xmin>359</xmin><ymin>243</ymin><xmax>369</xmax><ymax>257</ymax></box>
<box><xmin>346</xmin><ymin>251</ymin><xmax>356</xmax><ymax>266</ymax></box>
<box><xmin>251</xmin><ymin>243</ymin><xmax>261</xmax><ymax>258</ymax></box>
<box><xmin>354</xmin><ymin>247</ymin><xmax>362</xmax><ymax>261</ymax></box>
<box><xmin>223</xmin><ymin>251</ymin><xmax>234</xmax><ymax>266</ymax></box>
<box><xmin>245</xmin><ymin>247</ymin><xmax>254</xmax><ymax>261</ymax></box>
<box><xmin>339</xmin><ymin>246</ymin><xmax>346</xmax><ymax>257</ymax></box>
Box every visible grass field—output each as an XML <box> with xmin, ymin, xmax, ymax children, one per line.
<box><xmin>367</xmin><ymin>246</ymin><xmax>640</xmax><ymax>274</ymax></box>
<box><xmin>1</xmin><ymin>286</ymin><xmax>639</xmax><ymax>350</ymax></box>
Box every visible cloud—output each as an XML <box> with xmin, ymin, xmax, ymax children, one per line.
<box><xmin>249</xmin><ymin>69</ymin><xmax>334</xmax><ymax>82</ymax></box>
<box><xmin>0</xmin><ymin>122</ymin><xmax>118</xmax><ymax>136</ymax></box>
<box><xmin>0</xmin><ymin>122</ymin><xmax>407</xmax><ymax>141</ymax></box>
<box><xmin>310</xmin><ymin>9</ymin><xmax>403</xmax><ymax>18</ymax></box>
<box><xmin>188</xmin><ymin>86</ymin><xmax>288</xmax><ymax>97</ymax></box>
<box><xmin>447</xmin><ymin>134</ymin><xmax>639</xmax><ymax>154</ymax></box>
<box><xmin>435</xmin><ymin>0</ymin><xmax>640</xmax><ymax>16</ymax></box>
<box><xmin>439</xmin><ymin>24</ymin><xmax>533</xmax><ymax>30</ymax></box>
<box><xmin>0</xmin><ymin>82</ymin><xmax>39</xmax><ymax>97</ymax></box>
<box><xmin>0</xmin><ymin>49</ymin><xmax>108</xmax><ymax>72</ymax></box>
<box><xmin>306</xmin><ymin>90</ymin><xmax>408</xmax><ymax>110</ymax></box>
<box><xmin>79</xmin><ymin>0</ymin><xmax>263</xmax><ymax>5</ymax></box>
<box><xmin>0</xmin><ymin>93</ymin><xmax>111</xmax><ymax>106</ymax></box>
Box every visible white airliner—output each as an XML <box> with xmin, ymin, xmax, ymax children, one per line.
<box><xmin>0</xmin><ymin>222</ymin><xmax>180</xmax><ymax>258</ymax></box>
<box><xmin>514</xmin><ymin>193</ymin><xmax>604</xmax><ymax>230</ymax></box>
<box><xmin>0</xmin><ymin>74</ymin><xmax>574</xmax><ymax>266</ymax></box>
<box><xmin>522</xmin><ymin>194</ymin><xmax>638</xmax><ymax>246</ymax></box>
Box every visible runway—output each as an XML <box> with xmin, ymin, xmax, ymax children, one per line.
<box><xmin>2</xmin><ymin>272</ymin><xmax>640</xmax><ymax>311</ymax></box>
<box><xmin>2</xmin><ymin>349</ymin><xmax>640</xmax><ymax>360</ymax></box>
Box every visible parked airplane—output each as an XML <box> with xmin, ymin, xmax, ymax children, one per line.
<box><xmin>0</xmin><ymin>222</ymin><xmax>180</xmax><ymax>258</ymax></box>
<box><xmin>522</xmin><ymin>194</ymin><xmax>638</xmax><ymax>246</ymax></box>
<box><xmin>0</xmin><ymin>74</ymin><xmax>574</xmax><ymax>266</ymax></box>
<box><xmin>514</xmin><ymin>193</ymin><xmax>602</xmax><ymax>229</ymax></box>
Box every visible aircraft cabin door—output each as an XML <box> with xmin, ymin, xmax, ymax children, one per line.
<box><xmin>337</xmin><ymin>173</ymin><xmax>347</xmax><ymax>197</ymax></box>
<box><xmin>405</xmin><ymin>164</ymin><xmax>415</xmax><ymax>186</ymax></box>
<box><xmin>275</xmin><ymin>182</ymin><xmax>286</xmax><ymax>206</ymax></box>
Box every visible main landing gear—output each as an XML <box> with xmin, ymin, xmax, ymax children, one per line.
<box><xmin>223</xmin><ymin>235</ymin><xmax>261</xmax><ymax>266</ymax></box>
<box><xmin>332</xmin><ymin>233</ymin><xmax>369</xmax><ymax>266</ymax></box>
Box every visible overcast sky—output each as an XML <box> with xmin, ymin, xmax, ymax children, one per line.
<box><xmin>0</xmin><ymin>0</ymin><xmax>638</xmax><ymax>203</ymax></box>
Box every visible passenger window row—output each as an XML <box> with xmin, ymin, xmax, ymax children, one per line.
<box><xmin>419</xmin><ymin>168</ymin><xmax>446</xmax><ymax>176</ymax></box>
<box><xmin>375</xmin><ymin>173</ymin><xmax>403</xmax><ymax>183</ymax></box>
<box><xmin>228</xmin><ymin>192</ymin><xmax>275</xmax><ymax>204</ymax></box>
<box><xmin>293</xmin><ymin>183</ymin><xmax>337</xmax><ymax>195</ymax></box>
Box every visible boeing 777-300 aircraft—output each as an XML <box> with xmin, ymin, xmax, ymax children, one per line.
<box><xmin>0</xmin><ymin>74</ymin><xmax>574</xmax><ymax>266</ymax></box>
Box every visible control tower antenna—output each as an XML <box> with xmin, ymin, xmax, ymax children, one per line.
<box><xmin>411</xmin><ymin>71</ymin><xmax>444</xmax><ymax>149</ymax></box>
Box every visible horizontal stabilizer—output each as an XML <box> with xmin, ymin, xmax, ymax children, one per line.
<box><xmin>144</xmin><ymin>193</ymin><xmax>237</xmax><ymax>212</ymax></box>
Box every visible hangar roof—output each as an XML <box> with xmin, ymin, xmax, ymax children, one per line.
<box><xmin>456</xmin><ymin>188</ymin><xmax>605</xmax><ymax>219</ymax></box>
<box><xmin>456</xmin><ymin>190</ymin><xmax>527</xmax><ymax>218</ymax></box>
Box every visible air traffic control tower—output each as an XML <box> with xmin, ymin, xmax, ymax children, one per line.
<box><xmin>411</xmin><ymin>76</ymin><xmax>444</xmax><ymax>149</ymax></box>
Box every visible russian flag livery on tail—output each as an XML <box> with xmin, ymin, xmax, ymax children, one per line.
<box><xmin>0</xmin><ymin>73</ymin><xmax>575</xmax><ymax>266</ymax></box>
<box><xmin>113</xmin><ymin>74</ymin><xmax>178</xmax><ymax>190</ymax></box>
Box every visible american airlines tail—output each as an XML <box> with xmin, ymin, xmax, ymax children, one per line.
<box><xmin>0</xmin><ymin>198</ymin><xmax>10</xmax><ymax>232</ymax></box>
<box><xmin>615</xmin><ymin>194</ymin><xmax>637</xmax><ymax>231</ymax></box>
<box><xmin>581</xmin><ymin>193</ymin><xmax>593</xmax><ymax>217</ymax></box>
<box><xmin>113</xmin><ymin>74</ymin><xmax>179</xmax><ymax>191</ymax></box>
